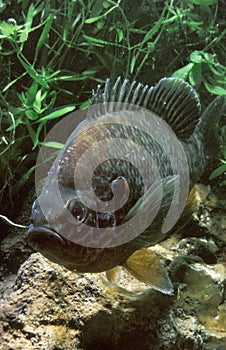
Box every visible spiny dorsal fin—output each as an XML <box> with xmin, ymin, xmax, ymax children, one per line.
<box><xmin>89</xmin><ymin>76</ymin><xmax>153</xmax><ymax>118</ymax></box>
<box><xmin>90</xmin><ymin>76</ymin><xmax>201</xmax><ymax>140</ymax></box>
<box><xmin>92</xmin><ymin>76</ymin><xmax>152</xmax><ymax>107</ymax></box>
<box><xmin>123</xmin><ymin>249</ymin><xmax>174</xmax><ymax>295</ymax></box>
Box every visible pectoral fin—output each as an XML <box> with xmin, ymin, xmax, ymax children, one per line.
<box><xmin>124</xmin><ymin>175</ymin><xmax>179</xmax><ymax>222</ymax></box>
<box><xmin>123</xmin><ymin>249</ymin><xmax>174</xmax><ymax>295</ymax></box>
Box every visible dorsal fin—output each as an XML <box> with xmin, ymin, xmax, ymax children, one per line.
<box><xmin>90</xmin><ymin>76</ymin><xmax>201</xmax><ymax>140</ymax></box>
<box><xmin>92</xmin><ymin>76</ymin><xmax>152</xmax><ymax>107</ymax></box>
<box><xmin>147</xmin><ymin>78</ymin><xmax>201</xmax><ymax>139</ymax></box>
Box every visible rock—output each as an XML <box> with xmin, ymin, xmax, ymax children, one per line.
<box><xmin>0</xmin><ymin>251</ymin><xmax>225</xmax><ymax>350</ymax></box>
<box><xmin>0</xmin><ymin>188</ymin><xmax>34</xmax><ymax>276</ymax></box>
<box><xmin>0</xmin><ymin>227</ymin><xmax>33</xmax><ymax>276</ymax></box>
<box><xmin>0</xmin><ymin>184</ymin><xmax>225</xmax><ymax>349</ymax></box>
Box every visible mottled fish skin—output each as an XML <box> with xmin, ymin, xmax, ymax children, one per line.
<box><xmin>27</xmin><ymin>77</ymin><xmax>226</xmax><ymax>277</ymax></box>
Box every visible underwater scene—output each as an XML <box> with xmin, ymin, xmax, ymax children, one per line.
<box><xmin>0</xmin><ymin>0</ymin><xmax>226</xmax><ymax>349</ymax></box>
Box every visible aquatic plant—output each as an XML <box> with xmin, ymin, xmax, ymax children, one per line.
<box><xmin>0</xmin><ymin>0</ymin><xmax>225</xmax><ymax>212</ymax></box>
<box><xmin>173</xmin><ymin>50</ymin><xmax>226</xmax><ymax>96</ymax></box>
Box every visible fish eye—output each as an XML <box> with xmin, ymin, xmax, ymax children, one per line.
<box><xmin>67</xmin><ymin>199</ymin><xmax>87</xmax><ymax>223</ymax></box>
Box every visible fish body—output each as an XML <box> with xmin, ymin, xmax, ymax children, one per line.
<box><xmin>28</xmin><ymin>77</ymin><xmax>226</xmax><ymax>294</ymax></box>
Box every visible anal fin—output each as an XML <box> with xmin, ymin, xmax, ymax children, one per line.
<box><xmin>123</xmin><ymin>249</ymin><xmax>174</xmax><ymax>295</ymax></box>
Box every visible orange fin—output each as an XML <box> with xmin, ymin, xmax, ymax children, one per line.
<box><xmin>123</xmin><ymin>249</ymin><xmax>174</xmax><ymax>295</ymax></box>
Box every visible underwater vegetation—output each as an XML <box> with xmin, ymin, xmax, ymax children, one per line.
<box><xmin>0</xmin><ymin>0</ymin><xmax>225</xmax><ymax>219</ymax></box>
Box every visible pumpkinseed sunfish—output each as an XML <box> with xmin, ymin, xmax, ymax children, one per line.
<box><xmin>27</xmin><ymin>77</ymin><xmax>226</xmax><ymax>295</ymax></box>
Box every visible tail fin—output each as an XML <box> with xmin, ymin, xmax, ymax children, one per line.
<box><xmin>197</xmin><ymin>95</ymin><xmax>226</xmax><ymax>160</ymax></box>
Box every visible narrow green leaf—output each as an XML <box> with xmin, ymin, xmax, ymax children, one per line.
<box><xmin>40</xmin><ymin>141</ymin><xmax>64</xmax><ymax>149</ymax></box>
<box><xmin>204</xmin><ymin>72</ymin><xmax>226</xmax><ymax>87</ymax></box>
<box><xmin>19</xmin><ymin>4</ymin><xmax>35</xmax><ymax>42</ymax></box>
<box><xmin>27</xmin><ymin>82</ymin><xmax>39</xmax><ymax>104</ymax></box>
<box><xmin>130</xmin><ymin>56</ymin><xmax>136</xmax><ymax>74</ymax></box>
<box><xmin>142</xmin><ymin>19</ymin><xmax>163</xmax><ymax>45</ymax></box>
<box><xmin>189</xmin><ymin>0</ymin><xmax>217</xmax><ymax>5</ymax></box>
<box><xmin>17</xmin><ymin>54</ymin><xmax>49</xmax><ymax>88</ymax></box>
<box><xmin>82</xmin><ymin>69</ymin><xmax>98</xmax><ymax>76</ymax></box>
<box><xmin>85</xmin><ymin>3</ymin><xmax>118</xmax><ymax>24</ymax></box>
<box><xmin>129</xmin><ymin>28</ymin><xmax>147</xmax><ymax>34</ymax></box>
<box><xmin>188</xmin><ymin>63</ymin><xmax>202</xmax><ymax>87</ymax></box>
<box><xmin>203</xmin><ymin>79</ymin><xmax>226</xmax><ymax>96</ymax></box>
<box><xmin>26</xmin><ymin>4</ymin><xmax>35</xmax><ymax>25</ymax></box>
<box><xmin>79</xmin><ymin>100</ymin><xmax>91</xmax><ymax>109</ymax></box>
<box><xmin>53</xmin><ymin>75</ymin><xmax>87</xmax><ymax>81</ymax></box>
<box><xmin>26</xmin><ymin>122</ymin><xmax>37</xmax><ymax>144</ymax></box>
<box><xmin>32</xmin><ymin>122</ymin><xmax>45</xmax><ymax>149</ymax></box>
<box><xmin>116</xmin><ymin>29</ymin><xmax>123</xmax><ymax>42</ymax></box>
<box><xmin>209</xmin><ymin>163</ymin><xmax>226</xmax><ymax>180</ymax></box>
<box><xmin>35</xmin><ymin>16</ymin><xmax>53</xmax><ymax>59</ymax></box>
<box><xmin>33</xmin><ymin>89</ymin><xmax>42</xmax><ymax>113</ymax></box>
<box><xmin>85</xmin><ymin>15</ymin><xmax>104</xmax><ymax>24</ymax></box>
<box><xmin>82</xmin><ymin>34</ymin><xmax>109</xmax><ymax>45</ymax></box>
<box><xmin>45</xmin><ymin>70</ymin><xmax>61</xmax><ymax>81</ymax></box>
<box><xmin>207</xmin><ymin>63</ymin><xmax>226</xmax><ymax>78</ymax></box>
<box><xmin>38</xmin><ymin>105</ymin><xmax>75</xmax><ymax>122</ymax></box>
<box><xmin>22</xmin><ymin>165</ymin><xmax>36</xmax><ymax>180</ymax></box>
<box><xmin>3</xmin><ymin>72</ymin><xmax>27</xmax><ymax>92</ymax></box>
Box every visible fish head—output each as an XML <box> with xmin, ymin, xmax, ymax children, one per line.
<box><xmin>27</xmin><ymin>194</ymin><xmax>90</xmax><ymax>271</ymax></box>
<box><xmin>27</xmin><ymin>185</ymin><xmax>128</xmax><ymax>272</ymax></box>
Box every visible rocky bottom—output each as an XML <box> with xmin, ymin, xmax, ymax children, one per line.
<box><xmin>0</xmin><ymin>184</ymin><xmax>225</xmax><ymax>350</ymax></box>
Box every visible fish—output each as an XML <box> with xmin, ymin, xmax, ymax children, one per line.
<box><xmin>27</xmin><ymin>76</ymin><xmax>226</xmax><ymax>295</ymax></box>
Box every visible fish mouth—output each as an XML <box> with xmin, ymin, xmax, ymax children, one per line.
<box><xmin>28</xmin><ymin>224</ymin><xmax>63</xmax><ymax>239</ymax></box>
<box><xmin>27</xmin><ymin>224</ymin><xmax>98</xmax><ymax>271</ymax></box>
<box><xmin>27</xmin><ymin>224</ymin><xmax>71</xmax><ymax>266</ymax></box>
<box><xmin>27</xmin><ymin>224</ymin><xmax>64</xmax><ymax>249</ymax></box>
